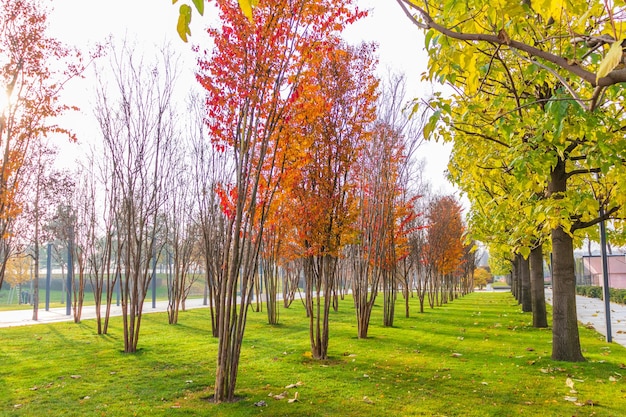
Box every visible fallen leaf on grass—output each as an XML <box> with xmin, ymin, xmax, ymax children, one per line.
<box><xmin>566</xmin><ymin>377</ymin><xmax>577</xmax><ymax>393</ymax></box>
<box><xmin>271</xmin><ymin>391</ymin><xmax>288</xmax><ymax>400</ymax></box>
<box><xmin>30</xmin><ymin>386</ymin><xmax>38</xmax><ymax>391</ymax></box>
<box><xmin>70</xmin><ymin>375</ymin><xmax>81</xmax><ymax>379</ymax></box>
<box><xmin>287</xmin><ymin>392</ymin><xmax>299</xmax><ymax>403</ymax></box>
<box><xmin>285</xmin><ymin>381</ymin><xmax>303</xmax><ymax>389</ymax></box>
<box><xmin>564</xmin><ymin>396</ymin><xmax>578</xmax><ymax>402</ymax></box>
<box><xmin>14</xmin><ymin>404</ymin><xmax>22</xmax><ymax>409</ymax></box>
<box><xmin>363</xmin><ymin>396</ymin><xmax>374</xmax><ymax>404</ymax></box>
<box><xmin>526</xmin><ymin>347</ymin><xmax>535</xmax><ymax>351</ymax></box>
<box><xmin>451</xmin><ymin>353</ymin><xmax>462</xmax><ymax>358</ymax></box>
<box><xmin>254</xmin><ymin>400</ymin><xmax>267</xmax><ymax>407</ymax></box>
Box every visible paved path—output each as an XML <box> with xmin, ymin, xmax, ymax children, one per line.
<box><xmin>0</xmin><ymin>297</ymin><xmax>211</xmax><ymax>328</ymax></box>
<box><xmin>545</xmin><ymin>289</ymin><xmax>626</xmax><ymax>348</ymax></box>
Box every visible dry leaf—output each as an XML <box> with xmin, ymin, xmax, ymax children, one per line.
<box><xmin>497</xmin><ymin>28</ymin><xmax>511</xmax><ymax>45</ymax></box>
<box><xmin>70</xmin><ymin>375</ymin><xmax>81</xmax><ymax>379</ymax></box>
<box><xmin>363</xmin><ymin>396</ymin><xmax>374</xmax><ymax>404</ymax></box>
<box><xmin>285</xmin><ymin>381</ymin><xmax>304</xmax><ymax>389</ymax></box>
<box><xmin>451</xmin><ymin>353</ymin><xmax>463</xmax><ymax>358</ymax></box>
<box><xmin>272</xmin><ymin>391</ymin><xmax>288</xmax><ymax>400</ymax></box>
<box><xmin>566</xmin><ymin>377</ymin><xmax>575</xmax><ymax>390</ymax></box>
<box><xmin>287</xmin><ymin>392</ymin><xmax>299</xmax><ymax>403</ymax></box>
<box><xmin>564</xmin><ymin>396</ymin><xmax>578</xmax><ymax>402</ymax></box>
<box><xmin>254</xmin><ymin>400</ymin><xmax>267</xmax><ymax>407</ymax></box>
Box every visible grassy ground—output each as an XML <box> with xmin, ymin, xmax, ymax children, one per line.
<box><xmin>0</xmin><ymin>292</ymin><xmax>624</xmax><ymax>416</ymax></box>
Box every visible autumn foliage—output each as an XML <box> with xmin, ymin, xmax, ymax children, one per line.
<box><xmin>0</xmin><ymin>0</ymin><xmax>83</xmax><ymax>290</ymax></box>
<box><xmin>197</xmin><ymin>0</ymin><xmax>369</xmax><ymax>401</ymax></box>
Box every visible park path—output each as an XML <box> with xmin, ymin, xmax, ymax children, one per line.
<box><xmin>545</xmin><ymin>288</ymin><xmax>626</xmax><ymax>348</ymax></box>
<box><xmin>0</xmin><ymin>297</ymin><xmax>210</xmax><ymax>328</ymax></box>
<box><xmin>2</xmin><ymin>290</ymin><xmax>626</xmax><ymax>349</ymax></box>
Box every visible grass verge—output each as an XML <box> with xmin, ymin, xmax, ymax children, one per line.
<box><xmin>0</xmin><ymin>292</ymin><xmax>624</xmax><ymax>416</ymax></box>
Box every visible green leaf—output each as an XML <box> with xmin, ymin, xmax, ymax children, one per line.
<box><xmin>192</xmin><ymin>0</ymin><xmax>204</xmax><ymax>16</ymax></box>
<box><xmin>423</xmin><ymin>110</ymin><xmax>441</xmax><ymax>140</ymax></box>
<box><xmin>177</xmin><ymin>4</ymin><xmax>192</xmax><ymax>43</ymax></box>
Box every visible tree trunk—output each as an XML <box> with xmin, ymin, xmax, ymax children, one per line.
<box><xmin>520</xmin><ymin>254</ymin><xmax>532</xmax><ymax>313</ymax></box>
<box><xmin>549</xmin><ymin>158</ymin><xmax>584</xmax><ymax>362</ymax></box>
<box><xmin>529</xmin><ymin>245</ymin><xmax>548</xmax><ymax>328</ymax></box>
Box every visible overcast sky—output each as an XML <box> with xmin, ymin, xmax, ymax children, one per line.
<box><xmin>47</xmin><ymin>0</ymin><xmax>455</xmax><ymax>195</ymax></box>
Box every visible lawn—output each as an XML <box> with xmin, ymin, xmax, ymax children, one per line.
<box><xmin>0</xmin><ymin>292</ymin><xmax>624</xmax><ymax>416</ymax></box>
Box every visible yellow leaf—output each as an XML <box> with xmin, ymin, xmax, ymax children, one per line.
<box><xmin>177</xmin><ymin>4</ymin><xmax>192</xmax><ymax>43</ymax></box>
<box><xmin>238</xmin><ymin>0</ymin><xmax>254</xmax><ymax>23</ymax></box>
<box><xmin>596</xmin><ymin>40</ymin><xmax>624</xmax><ymax>83</ymax></box>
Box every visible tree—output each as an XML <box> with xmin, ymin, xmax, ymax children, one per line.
<box><xmin>197</xmin><ymin>0</ymin><xmax>366</xmax><ymax>400</ymax></box>
<box><xmin>423</xmin><ymin>195</ymin><xmax>465</xmax><ymax>306</ymax></box>
<box><xmin>0</xmin><ymin>0</ymin><xmax>83</xmax><ymax>291</ymax></box>
<box><xmin>397</xmin><ymin>0</ymin><xmax>626</xmax><ymax>361</ymax></box>
<box><xmin>286</xmin><ymin>42</ymin><xmax>377</xmax><ymax>353</ymax></box>
<box><xmin>94</xmin><ymin>39</ymin><xmax>178</xmax><ymax>353</ymax></box>
<box><xmin>473</xmin><ymin>267</ymin><xmax>491</xmax><ymax>290</ymax></box>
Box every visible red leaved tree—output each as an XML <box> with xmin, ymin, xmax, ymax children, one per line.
<box><xmin>284</xmin><ymin>42</ymin><xmax>377</xmax><ymax>358</ymax></box>
<box><xmin>196</xmin><ymin>0</ymin><xmax>366</xmax><ymax>401</ymax></box>
<box><xmin>423</xmin><ymin>195</ymin><xmax>465</xmax><ymax>306</ymax></box>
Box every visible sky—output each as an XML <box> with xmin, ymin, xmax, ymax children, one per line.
<box><xmin>47</xmin><ymin>0</ymin><xmax>456</xmax><ymax>195</ymax></box>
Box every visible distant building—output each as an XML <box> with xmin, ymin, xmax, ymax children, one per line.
<box><xmin>579</xmin><ymin>255</ymin><xmax>626</xmax><ymax>289</ymax></box>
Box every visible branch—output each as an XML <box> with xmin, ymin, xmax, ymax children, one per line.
<box><xmin>571</xmin><ymin>205</ymin><xmax>620</xmax><ymax>232</ymax></box>
<box><xmin>566</xmin><ymin>167</ymin><xmax>601</xmax><ymax>179</ymax></box>
<box><xmin>398</xmin><ymin>0</ymin><xmax>626</xmax><ymax>88</ymax></box>
<box><xmin>453</xmin><ymin>125</ymin><xmax>510</xmax><ymax>148</ymax></box>
<box><xmin>510</xmin><ymin>50</ymin><xmax>587</xmax><ymax>110</ymax></box>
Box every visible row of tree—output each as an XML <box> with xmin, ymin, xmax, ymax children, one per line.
<box><xmin>1</xmin><ymin>0</ymin><xmax>475</xmax><ymax>403</ymax></box>
<box><xmin>397</xmin><ymin>0</ymin><xmax>626</xmax><ymax>362</ymax></box>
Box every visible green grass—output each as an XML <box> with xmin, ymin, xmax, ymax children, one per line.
<box><xmin>1</xmin><ymin>292</ymin><xmax>625</xmax><ymax>416</ymax></box>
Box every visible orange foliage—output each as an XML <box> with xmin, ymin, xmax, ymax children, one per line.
<box><xmin>0</xmin><ymin>0</ymin><xmax>84</xmax><ymax>287</ymax></box>
<box><xmin>424</xmin><ymin>195</ymin><xmax>466</xmax><ymax>275</ymax></box>
<box><xmin>283</xmin><ymin>42</ymin><xmax>378</xmax><ymax>258</ymax></box>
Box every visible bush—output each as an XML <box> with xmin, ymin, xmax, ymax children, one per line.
<box><xmin>577</xmin><ymin>286</ymin><xmax>626</xmax><ymax>305</ymax></box>
<box><xmin>609</xmin><ymin>288</ymin><xmax>626</xmax><ymax>305</ymax></box>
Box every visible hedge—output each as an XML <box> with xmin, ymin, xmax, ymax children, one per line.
<box><xmin>576</xmin><ymin>285</ymin><xmax>626</xmax><ymax>305</ymax></box>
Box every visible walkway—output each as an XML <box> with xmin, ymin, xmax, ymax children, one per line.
<box><xmin>0</xmin><ymin>297</ymin><xmax>210</xmax><ymax>328</ymax></box>
<box><xmin>545</xmin><ymin>288</ymin><xmax>626</xmax><ymax>348</ymax></box>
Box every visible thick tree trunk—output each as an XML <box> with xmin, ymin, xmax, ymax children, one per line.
<box><xmin>520</xmin><ymin>254</ymin><xmax>532</xmax><ymax>313</ymax></box>
<box><xmin>529</xmin><ymin>245</ymin><xmax>548</xmax><ymax>328</ymax></box>
<box><xmin>549</xmin><ymin>158</ymin><xmax>584</xmax><ymax>362</ymax></box>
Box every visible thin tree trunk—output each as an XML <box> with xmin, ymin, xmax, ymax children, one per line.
<box><xmin>529</xmin><ymin>244</ymin><xmax>548</xmax><ymax>328</ymax></box>
<box><xmin>520</xmin><ymin>254</ymin><xmax>532</xmax><ymax>313</ymax></box>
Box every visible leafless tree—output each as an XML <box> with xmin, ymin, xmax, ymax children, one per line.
<box><xmin>94</xmin><ymin>39</ymin><xmax>178</xmax><ymax>353</ymax></box>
